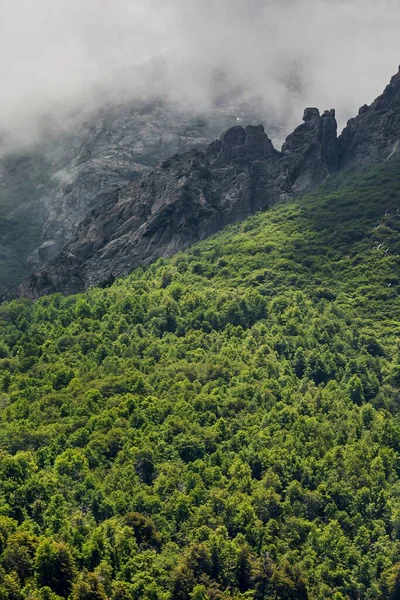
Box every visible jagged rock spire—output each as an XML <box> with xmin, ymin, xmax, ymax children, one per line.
<box><xmin>281</xmin><ymin>107</ymin><xmax>338</xmax><ymax>194</ymax></box>
<box><xmin>338</xmin><ymin>64</ymin><xmax>400</xmax><ymax>166</ymax></box>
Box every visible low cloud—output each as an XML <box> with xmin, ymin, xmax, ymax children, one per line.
<box><xmin>0</xmin><ymin>0</ymin><xmax>400</xmax><ymax>150</ymax></box>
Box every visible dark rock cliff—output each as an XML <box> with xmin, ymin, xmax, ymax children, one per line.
<box><xmin>0</xmin><ymin>96</ymin><xmax>276</xmax><ymax>287</ymax></box>
<box><xmin>282</xmin><ymin>108</ymin><xmax>338</xmax><ymax>194</ymax></box>
<box><xmin>338</xmin><ymin>66</ymin><xmax>400</xmax><ymax>167</ymax></box>
<box><xmin>28</xmin><ymin>102</ymin><xmax>259</xmax><ymax>269</ymax></box>
<box><xmin>21</xmin><ymin>114</ymin><xmax>339</xmax><ymax>297</ymax></box>
<box><xmin>17</xmin><ymin>67</ymin><xmax>400</xmax><ymax>298</ymax></box>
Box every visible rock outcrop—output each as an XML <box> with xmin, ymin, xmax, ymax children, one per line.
<box><xmin>282</xmin><ymin>107</ymin><xmax>338</xmax><ymax>193</ymax></box>
<box><xmin>28</xmin><ymin>102</ymin><xmax>254</xmax><ymax>269</ymax></box>
<box><xmin>338</xmin><ymin>66</ymin><xmax>400</xmax><ymax>166</ymax></box>
<box><xmin>1</xmin><ymin>96</ymin><xmax>277</xmax><ymax>288</ymax></box>
<box><xmin>16</xmin><ymin>67</ymin><xmax>400</xmax><ymax>298</ymax></box>
<box><xmin>21</xmin><ymin>118</ymin><xmax>338</xmax><ymax>298</ymax></box>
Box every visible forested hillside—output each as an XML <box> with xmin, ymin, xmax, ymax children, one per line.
<box><xmin>1</xmin><ymin>157</ymin><xmax>400</xmax><ymax>599</ymax></box>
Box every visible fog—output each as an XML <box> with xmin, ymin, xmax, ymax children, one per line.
<box><xmin>1</xmin><ymin>0</ymin><xmax>400</xmax><ymax>150</ymax></box>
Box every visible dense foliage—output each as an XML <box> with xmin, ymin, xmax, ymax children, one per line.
<box><xmin>0</xmin><ymin>158</ymin><xmax>400</xmax><ymax>599</ymax></box>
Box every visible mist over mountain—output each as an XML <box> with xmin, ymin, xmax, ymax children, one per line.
<box><xmin>1</xmin><ymin>0</ymin><xmax>400</xmax><ymax>151</ymax></box>
<box><xmin>0</xmin><ymin>0</ymin><xmax>400</xmax><ymax>295</ymax></box>
<box><xmin>1</xmin><ymin>0</ymin><xmax>400</xmax><ymax>296</ymax></box>
<box><xmin>19</xmin><ymin>65</ymin><xmax>400</xmax><ymax>298</ymax></box>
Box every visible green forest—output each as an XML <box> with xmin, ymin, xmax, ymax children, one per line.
<box><xmin>1</xmin><ymin>157</ymin><xmax>400</xmax><ymax>599</ymax></box>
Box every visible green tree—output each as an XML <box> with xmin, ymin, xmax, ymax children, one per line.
<box><xmin>347</xmin><ymin>375</ymin><xmax>364</xmax><ymax>405</ymax></box>
<box><xmin>34</xmin><ymin>540</ymin><xmax>75</xmax><ymax>598</ymax></box>
<box><xmin>71</xmin><ymin>572</ymin><xmax>107</xmax><ymax>600</ymax></box>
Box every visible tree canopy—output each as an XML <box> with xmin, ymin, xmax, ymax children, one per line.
<box><xmin>0</xmin><ymin>158</ymin><xmax>400</xmax><ymax>598</ymax></box>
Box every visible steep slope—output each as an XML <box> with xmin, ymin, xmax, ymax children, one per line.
<box><xmin>22</xmin><ymin>67</ymin><xmax>400</xmax><ymax>299</ymax></box>
<box><xmin>30</xmin><ymin>101</ymin><xmax>263</xmax><ymax>266</ymax></box>
<box><xmin>0</xmin><ymin>152</ymin><xmax>48</xmax><ymax>293</ymax></box>
<box><xmin>338</xmin><ymin>66</ymin><xmax>400</xmax><ymax>167</ymax></box>
<box><xmin>0</xmin><ymin>96</ymin><xmax>275</xmax><ymax>294</ymax></box>
<box><xmin>1</xmin><ymin>158</ymin><xmax>400</xmax><ymax>598</ymax></box>
<box><xmin>23</xmin><ymin>110</ymin><xmax>338</xmax><ymax>297</ymax></box>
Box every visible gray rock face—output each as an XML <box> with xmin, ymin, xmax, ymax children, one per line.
<box><xmin>1</xmin><ymin>97</ymin><xmax>277</xmax><ymax>284</ymax></box>
<box><xmin>0</xmin><ymin>153</ymin><xmax>49</xmax><ymax>295</ymax></box>
<box><xmin>15</xmin><ymin>68</ymin><xmax>400</xmax><ymax>299</ymax></box>
<box><xmin>338</xmin><ymin>66</ymin><xmax>400</xmax><ymax>167</ymax></box>
<box><xmin>282</xmin><ymin>107</ymin><xmax>338</xmax><ymax>193</ymax></box>
<box><xmin>29</xmin><ymin>102</ymin><xmax>253</xmax><ymax>269</ymax></box>
<box><xmin>21</xmin><ymin>120</ymin><xmax>337</xmax><ymax>298</ymax></box>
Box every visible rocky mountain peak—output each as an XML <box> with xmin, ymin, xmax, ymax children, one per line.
<box><xmin>20</xmin><ymin>112</ymin><xmax>340</xmax><ymax>298</ymax></box>
<box><xmin>206</xmin><ymin>124</ymin><xmax>277</xmax><ymax>165</ymax></box>
<box><xmin>14</xmin><ymin>67</ymin><xmax>400</xmax><ymax>299</ymax></box>
<box><xmin>0</xmin><ymin>97</ymin><xmax>279</xmax><ymax>293</ymax></box>
<box><xmin>338</xmin><ymin>65</ymin><xmax>400</xmax><ymax>166</ymax></box>
<box><xmin>281</xmin><ymin>106</ymin><xmax>338</xmax><ymax>194</ymax></box>
<box><xmin>302</xmin><ymin>107</ymin><xmax>320</xmax><ymax>121</ymax></box>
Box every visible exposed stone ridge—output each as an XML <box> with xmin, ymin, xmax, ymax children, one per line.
<box><xmin>338</xmin><ymin>65</ymin><xmax>400</xmax><ymax>166</ymax></box>
<box><xmin>21</xmin><ymin>117</ymin><xmax>338</xmax><ymax>298</ymax></box>
<box><xmin>282</xmin><ymin>107</ymin><xmax>338</xmax><ymax>194</ymax></box>
<box><xmin>1</xmin><ymin>97</ymin><xmax>277</xmax><ymax>282</ymax></box>
<box><xmin>19</xmin><ymin>66</ymin><xmax>400</xmax><ymax>298</ymax></box>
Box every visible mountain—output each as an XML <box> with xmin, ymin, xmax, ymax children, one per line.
<box><xmin>1</xmin><ymin>156</ymin><xmax>400</xmax><ymax>598</ymax></box>
<box><xmin>21</xmin><ymin>67</ymin><xmax>400</xmax><ymax>298</ymax></box>
<box><xmin>0</xmin><ymin>94</ymin><xmax>276</xmax><ymax>296</ymax></box>
<box><xmin>21</xmin><ymin>109</ymin><xmax>338</xmax><ymax>297</ymax></box>
<box><xmin>338</xmin><ymin>66</ymin><xmax>400</xmax><ymax>167</ymax></box>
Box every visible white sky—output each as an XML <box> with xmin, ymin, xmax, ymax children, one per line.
<box><xmin>0</xmin><ymin>0</ymin><xmax>399</xmax><ymax>148</ymax></box>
